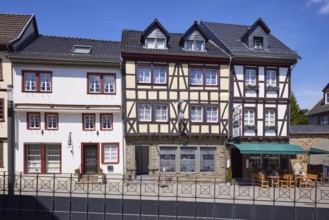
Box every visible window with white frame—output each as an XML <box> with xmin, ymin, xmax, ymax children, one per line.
<box><xmin>266</xmin><ymin>70</ymin><xmax>277</xmax><ymax>87</ymax></box>
<box><xmin>155</xmin><ymin>105</ymin><xmax>168</xmax><ymax>122</ymax></box>
<box><xmin>45</xmin><ymin>144</ymin><xmax>61</xmax><ymax>173</ymax></box>
<box><xmin>249</xmin><ymin>154</ymin><xmax>261</xmax><ymax>169</ymax></box>
<box><xmin>265</xmin><ymin>110</ymin><xmax>275</xmax><ymax>127</ymax></box>
<box><xmin>138</xmin><ymin>104</ymin><xmax>152</xmax><ymax>121</ymax></box>
<box><xmin>137</xmin><ymin>67</ymin><xmax>151</xmax><ymax>83</ymax></box>
<box><xmin>265</xmin><ymin>154</ymin><xmax>279</xmax><ymax>169</ymax></box>
<box><xmin>244</xmin><ymin>109</ymin><xmax>255</xmax><ymax>126</ymax></box>
<box><xmin>24</xmin><ymin>72</ymin><xmax>37</xmax><ymax>91</ymax></box>
<box><xmin>0</xmin><ymin>99</ymin><xmax>4</xmax><ymax>122</ymax></box>
<box><xmin>191</xmin><ymin>106</ymin><xmax>203</xmax><ymax>122</ymax></box>
<box><xmin>205</xmin><ymin>69</ymin><xmax>217</xmax><ymax>85</ymax></box>
<box><xmin>101</xmin><ymin>114</ymin><xmax>113</xmax><ymax>130</ymax></box>
<box><xmin>23</xmin><ymin>71</ymin><xmax>52</xmax><ymax>92</ymax></box>
<box><xmin>200</xmin><ymin>148</ymin><xmax>215</xmax><ymax>172</ymax></box>
<box><xmin>88</xmin><ymin>74</ymin><xmax>116</xmax><ymax>94</ymax></box>
<box><xmin>28</xmin><ymin>113</ymin><xmax>40</xmax><ymax>129</ymax></box>
<box><xmin>45</xmin><ymin>113</ymin><xmax>58</xmax><ymax>130</ymax></box>
<box><xmin>180</xmin><ymin>148</ymin><xmax>196</xmax><ymax>172</ymax></box>
<box><xmin>245</xmin><ymin>69</ymin><xmax>256</xmax><ymax>86</ymax></box>
<box><xmin>160</xmin><ymin>147</ymin><xmax>176</xmax><ymax>172</ymax></box>
<box><xmin>326</xmin><ymin>92</ymin><xmax>329</xmax><ymax>104</ymax></box>
<box><xmin>153</xmin><ymin>67</ymin><xmax>166</xmax><ymax>84</ymax></box>
<box><xmin>88</xmin><ymin>75</ymin><xmax>101</xmax><ymax>93</ymax></box>
<box><xmin>206</xmin><ymin>106</ymin><xmax>218</xmax><ymax>123</ymax></box>
<box><xmin>102</xmin><ymin>143</ymin><xmax>119</xmax><ymax>164</ymax></box>
<box><xmin>39</xmin><ymin>73</ymin><xmax>52</xmax><ymax>92</ymax></box>
<box><xmin>321</xmin><ymin>116</ymin><xmax>329</xmax><ymax>125</ymax></box>
<box><xmin>190</xmin><ymin>69</ymin><xmax>203</xmax><ymax>85</ymax></box>
<box><xmin>83</xmin><ymin>114</ymin><xmax>95</xmax><ymax>130</ymax></box>
<box><xmin>145</xmin><ymin>38</ymin><xmax>166</xmax><ymax>49</ymax></box>
<box><xmin>103</xmin><ymin>75</ymin><xmax>115</xmax><ymax>94</ymax></box>
<box><xmin>184</xmin><ymin>40</ymin><xmax>205</xmax><ymax>51</ymax></box>
<box><xmin>253</xmin><ymin>37</ymin><xmax>263</xmax><ymax>49</ymax></box>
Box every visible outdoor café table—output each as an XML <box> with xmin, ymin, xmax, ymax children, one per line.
<box><xmin>266</xmin><ymin>175</ymin><xmax>280</xmax><ymax>187</ymax></box>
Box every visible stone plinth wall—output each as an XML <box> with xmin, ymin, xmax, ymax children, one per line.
<box><xmin>290</xmin><ymin>134</ymin><xmax>329</xmax><ymax>151</ymax></box>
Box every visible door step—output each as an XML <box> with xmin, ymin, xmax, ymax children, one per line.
<box><xmin>77</xmin><ymin>175</ymin><xmax>100</xmax><ymax>184</ymax></box>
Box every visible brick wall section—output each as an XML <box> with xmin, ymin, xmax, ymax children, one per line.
<box><xmin>125</xmin><ymin>136</ymin><xmax>227</xmax><ymax>181</ymax></box>
<box><xmin>290</xmin><ymin>134</ymin><xmax>329</xmax><ymax>151</ymax></box>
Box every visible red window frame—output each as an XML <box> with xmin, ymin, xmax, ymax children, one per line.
<box><xmin>101</xmin><ymin>143</ymin><xmax>120</xmax><ymax>164</ymax></box>
<box><xmin>0</xmin><ymin>98</ymin><xmax>4</xmax><ymax>122</ymax></box>
<box><xmin>0</xmin><ymin>141</ymin><xmax>3</xmax><ymax>168</ymax></box>
<box><xmin>82</xmin><ymin>113</ymin><xmax>96</xmax><ymax>131</ymax></box>
<box><xmin>22</xmin><ymin>70</ymin><xmax>52</xmax><ymax>93</ymax></box>
<box><xmin>24</xmin><ymin>143</ymin><xmax>62</xmax><ymax>174</ymax></box>
<box><xmin>189</xmin><ymin>67</ymin><xmax>218</xmax><ymax>87</ymax></box>
<box><xmin>27</xmin><ymin>112</ymin><xmax>41</xmax><ymax>130</ymax></box>
<box><xmin>100</xmin><ymin>113</ymin><xmax>113</xmax><ymax>131</ymax></box>
<box><xmin>136</xmin><ymin>64</ymin><xmax>168</xmax><ymax>85</ymax></box>
<box><xmin>45</xmin><ymin>113</ymin><xmax>59</xmax><ymax>130</ymax></box>
<box><xmin>0</xmin><ymin>58</ymin><xmax>3</xmax><ymax>81</ymax></box>
<box><xmin>87</xmin><ymin>73</ymin><xmax>116</xmax><ymax>95</ymax></box>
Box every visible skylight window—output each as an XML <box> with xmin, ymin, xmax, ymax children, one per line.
<box><xmin>72</xmin><ymin>45</ymin><xmax>92</xmax><ymax>54</ymax></box>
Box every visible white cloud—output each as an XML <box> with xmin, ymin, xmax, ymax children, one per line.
<box><xmin>307</xmin><ymin>0</ymin><xmax>329</xmax><ymax>14</ymax></box>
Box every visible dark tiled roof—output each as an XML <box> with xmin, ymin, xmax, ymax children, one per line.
<box><xmin>121</xmin><ymin>29</ymin><xmax>229</xmax><ymax>58</ymax></box>
<box><xmin>201</xmin><ymin>21</ymin><xmax>299</xmax><ymax>59</ymax></box>
<box><xmin>306</xmin><ymin>99</ymin><xmax>329</xmax><ymax>116</ymax></box>
<box><xmin>0</xmin><ymin>13</ymin><xmax>32</xmax><ymax>44</ymax></box>
<box><xmin>290</xmin><ymin>125</ymin><xmax>329</xmax><ymax>134</ymax></box>
<box><xmin>9</xmin><ymin>35</ymin><xmax>121</xmax><ymax>62</ymax></box>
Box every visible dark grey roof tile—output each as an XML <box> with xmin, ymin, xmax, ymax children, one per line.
<box><xmin>290</xmin><ymin>125</ymin><xmax>329</xmax><ymax>134</ymax></box>
<box><xmin>0</xmin><ymin>13</ymin><xmax>32</xmax><ymax>44</ymax></box>
<box><xmin>306</xmin><ymin>99</ymin><xmax>329</xmax><ymax>116</ymax></box>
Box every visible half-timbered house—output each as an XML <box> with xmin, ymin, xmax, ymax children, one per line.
<box><xmin>202</xmin><ymin>18</ymin><xmax>304</xmax><ymax>178</ymax></box>
<box><xmin>121</xmin><ymin>20</ymin><xmax>230</xmax><ymax>179</ymax></box>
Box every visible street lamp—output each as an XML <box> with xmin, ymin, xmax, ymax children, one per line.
<box><xmin>7</xmin><ymin>84</ymin><xmax>14</xmax><ymax>195</ymax></box>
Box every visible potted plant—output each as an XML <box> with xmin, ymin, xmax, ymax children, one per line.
<box><xmin>245</xmin><ymin>84</ymin><xmax>259</xmax><ymax>90</ymax></box>
<box><xmin>98</xmin><ymin>168</ymin><xmax>104</xmax><ymax>175</ymax></box>
<box><xmin>225</xmin><ymin>166</ymin><xmax>232</xmax><ymax>185</ymax></box>
<box><xmin>265</xmin><ymin>125</ymin><xmax>277</xmax><ymax>130</ymax></box>
<box><xmin>244</xmin><ymin>125</ymin><xmax>256</xmax><ymax>130</ymax></box>
<box><xmin>74</xmin><ymin>168</ymin><xmax>80</xmax><ymax>176</ymax></box>
<box><xmin>266</xmin><ymin>85</ymin><xmax>279</xmax><ymax>91</ymax></box>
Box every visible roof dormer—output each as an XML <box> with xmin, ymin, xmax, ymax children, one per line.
<box><xmin>141</xmin><ymin>19</ymin><xmax>169</xmax><ymax>49</ymax></box>
<box><xmin>180</xmin><ymin>21</ymin><xmax>208</xmax><ymax>52</ymax></box>
<box><xmin>322</xmin><ymin>83</ymin><xmax>329</xmax><ymax>105</ymax></box>
<box><xmin>241</xmin><ymin>18</ymin><xmax>271</xmax><ymax>50</ymax></box>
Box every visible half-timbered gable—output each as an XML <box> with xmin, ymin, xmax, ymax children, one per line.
<box><xmin>122</xmin><ymin>20</ymin><xmax>230</xmax><ymax>179</ymax></box>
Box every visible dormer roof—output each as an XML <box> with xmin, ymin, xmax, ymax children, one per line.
<box><xmin>179</xmin><ymin>21</ymin><xmax>209</xmax><ymax>46</ymax></box>
<box><xmin>141</xmin><ymin>19</ymin><xmax>170</xmax><ymax>42</ymax></box>
<box><xmin>241</xmin><ymin>17</ymin><xmax>271</xmax><ymax>40</ymax></box>
<box><xmin>322</xmin><ymin>83</ymin><xmax>329</xmax><ymax>92</ymax></box>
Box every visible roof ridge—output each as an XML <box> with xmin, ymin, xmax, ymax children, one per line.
<box><xmin>0</xmin><ymin>13</ymin><xmax>32</xmax><ymax>17</ymax></box>
<box><xmin>203</xmin><ymin>21</ymin><xmax>249</xmax><ymax>28</ymax></box>
<box><xmin>40</xmin><ymin>34</ymin><xmax>120</xmax><ymax>43</ymax></box>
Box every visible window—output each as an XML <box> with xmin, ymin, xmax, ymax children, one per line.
<box><xmin>191</xmin><ymin>106</ymin><xmax>203</xmax><ymax>122</ymax></box>
<box><xmin>249</xmin><ymin>154</ymin><xmax>261</xmax><ymax>169</ymax></box>
<box><xmin>206</xmin><ymin>106</ymin><xmax>218</xmax><ymax>123</ymax></box>
<box><xmin>155</xmin><ymin>105</ymin><xmax>168</xmax><ymax>122</ymax></box>
<box><xmin>190</xmin><ymin>68</ymin><xmax>218</xmax><ymax>86</ymax></box>
<box><xmin>88</xmin><ymin>73</ymin><xmax>116</xmax><ymax>94</ymax></box>
<box><xmin>101</xmin><ymin>114</ymin><xmax>113</xmax><ymax>130</ymax></box>
<box><xmin>23</xmin><ymin>71</ymin><xmax>52</xmax><ymax>93</ymax></box>
<box><xmin>0</xmin><ymin>58</ymin><xmax>2</xmax><ymax>80</ymax></box>
<box><xmin>72</xmin><ymin>45</ymin><xmax>92</xmax><ymax>54</ymax></box>
<box><xmin>200</xmin><ymin>148</ymin><xmax>215</xmax><ymax>172</ymax></box>
<box><xmin>265</xmin><ymin>110</ymin><xmax>275</xmax><ymax>127</ymax></box>
<box><xmin>326</xmin><ymin>92</ymin><xmax>329</xmax><ymax>104</ymax></box>
<box><xmin>83</xmin><ymin>114</ymin><xmax>95</xmax><ymax>130</ymax></box>
<box><xmin>102</xmin><ymin>143</ymin><xmax>119</xmax><ymax>164</ymax></box>
<box><xmin>180</xmin><ymin>148</ymin><xmax>196</xmax><ymax>172</ymax></box>
<box><xmin>137</xmin><ymin>65</ymin><xmax>167</xmax><ymax>84</ymax></box>
<box><xmin>245</xmin><ymin>69</ymin><xmax>256</xmax><ymax>86</ymax></box>
<box><xmin>145</xmin><ymin>38</ymin><xmax>166</xmax><ymax>49</ymax></box>
<box><xmin>266</xmin><ymin>70</ymin><xmax>277</xmax><ymax>87</ymax></box>
<box><xmin>0</xmin><ymin>98</ymin><xmax>4</xmax><ymax>122</ymax></box>
<box><xmin>27</xmin><ymin>113</ymin><xmax>40</xmax><ymax>130</ymax></box>
<box><xmin>184</xmin><ymin>40</ymin><xmax>205</xmax><ymax>51</ymax></box>
<box><xmin>138</xmin><ymin>104</ymin><xmax>152</xmax><ymax>122</ymax></box>
<box><xmin>25</xmin><ymin>143</ymin><xmax>61</xmax><ymax>174</ymax></box>
<box><xmin>0</xmin><ymin>141</ymin><xmax>3</xmax><ymax>168</ymax></box>
<box><xmin>244</xmin><ymin>109</ymin><xmax>255</xmax><ymax>126</ymax></box>
<box><xmin>45</xmin><ymin>113</ymin><xmax>58</xmax><ymax>130</ymax></box>
<box><xmin>253</xmin><ymin>37</ymin><xmax>263</xmax><ymax>49</ymax></box>
<box><xmin>321</xmin><ymin>116</ymin><xmax>329</xmax><ymax>125</ymax></box>
<box><xmin>160</xmin><ymin>147</ymin><xmax>176</xmax><ymax>172</ymax></box>
<box><xmin>264</xmin><ymin>154</ymin><xmax>279</xmax><ymax>169</ymax></box>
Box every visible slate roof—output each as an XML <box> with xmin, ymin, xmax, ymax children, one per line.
<box><xmin>306</xmin><ymin>99</ymin><xmax>329</xmax><ymax>116</ymax></box>
<box><xmin>121</xmin><ymin>29</ymin><xmax>229</xmax><ymax>58</ymax></box>
<box><xmin>201</xmin><ymin>21</ymin><xmax>299</xmax><ymax>60</ymax></box>
<box><xmin>9</xmin><ymin>35</ymin><xmax>121</xmax><ymax>62</ymax></box>
<box><xmin>290</xmin><ymin>125</ymin><xmax>329</xmax><ymax>134</ymax></box>
<box><xmin>0</xmin><ymin>13</ymin><xmax>33</xmax><ymax>45</ymax></box>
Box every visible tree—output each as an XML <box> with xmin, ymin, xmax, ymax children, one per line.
<box><xmin>290</xmin><ymin>92</ymin><xmax>309</xmax><ymax>125</ymax></box>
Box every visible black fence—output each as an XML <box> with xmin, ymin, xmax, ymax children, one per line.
<box><xmin>0</xmin><ymin>172</ymin><xmax>329</xmax><ymax>220</ymax></box>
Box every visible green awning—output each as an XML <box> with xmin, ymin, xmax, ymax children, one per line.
<box><xmin>232</xmin><ymin>143</ymin><xmax>308</xmax><ymax>155</ymax></box>
<box><xmin>309</xmin><ymin>139</ymin><xmax>329</xmax><ymax>155</ymax></box>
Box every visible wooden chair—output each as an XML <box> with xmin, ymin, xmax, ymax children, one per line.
<box><xmin>280</xmin><ymin>174</ymin><xmax>295</xmax><ymax>188</ymax></box>
<box><xmin>252</xmin><ymin>173</ymin><xmax>269</xmax><ymax>188</ymax></box>
<box><xmin>299</xmin><ymin>173</ymin><xmax>318</xmax><ymax>188</ymax></box>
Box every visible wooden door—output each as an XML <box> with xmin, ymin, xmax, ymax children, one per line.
<box><xmin>135</xmin><ymin>146</ymin><xmax>149</xmax><ymax>175</ymax></box>
<box><xmin>84</xmin><ymin>145</ymin><xmax>98</xmax><ymax>174</ymax></box>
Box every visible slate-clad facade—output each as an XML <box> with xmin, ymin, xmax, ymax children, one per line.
<box><xmin>306</xmin><ymin>83</ymin><xmax>329</xmax><ymax>125</ymax></box>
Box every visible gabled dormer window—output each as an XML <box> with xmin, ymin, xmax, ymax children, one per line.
<box><xmin>326</xmin><ymin>92</ymin><xmax>329</xmax><ymax>104</ymax></box>
<box><xmin>145</xmin><ymin>38</ymin><xmax>166</xmax><ymax>49</ymax></box>
<box><xmin>184</xmin><ymin>40</ymin><xmax>205</xmax><ymax>51</ymax></box>
<box><xmin>253</xmin><ymin>37</ymin><xmax>263</xmax><ymax>49</ymax></box>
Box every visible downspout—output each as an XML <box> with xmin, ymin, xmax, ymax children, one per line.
<box><xmin>224</xmin><ymin>56</ymin><xmax>233</xmax><ymax>181</ymax></box>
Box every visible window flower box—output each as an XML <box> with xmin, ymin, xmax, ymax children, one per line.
<box><xmin>245</xmin><ymin>85</ymin><xmax>259</xmax><ymax>90</ymax></box>
<box><xmin>244</xmin><ymin>125</ymin><xmax>256</xmax><ymax>130</ymax></box>
<box><xmin>265</xmin><ymin>126</ymin><xmax>277</xmax><ymax>130</ymax></box>
<box><xmin>266</xmin><ymin>85</ymin><xmax>279</xmax><ymax>91</ymax></box>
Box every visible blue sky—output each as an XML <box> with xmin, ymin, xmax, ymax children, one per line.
<box><xmin>1</xmin><ymin>0</ymin><xmax>329</xmax><ymax>109</ymax></box>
